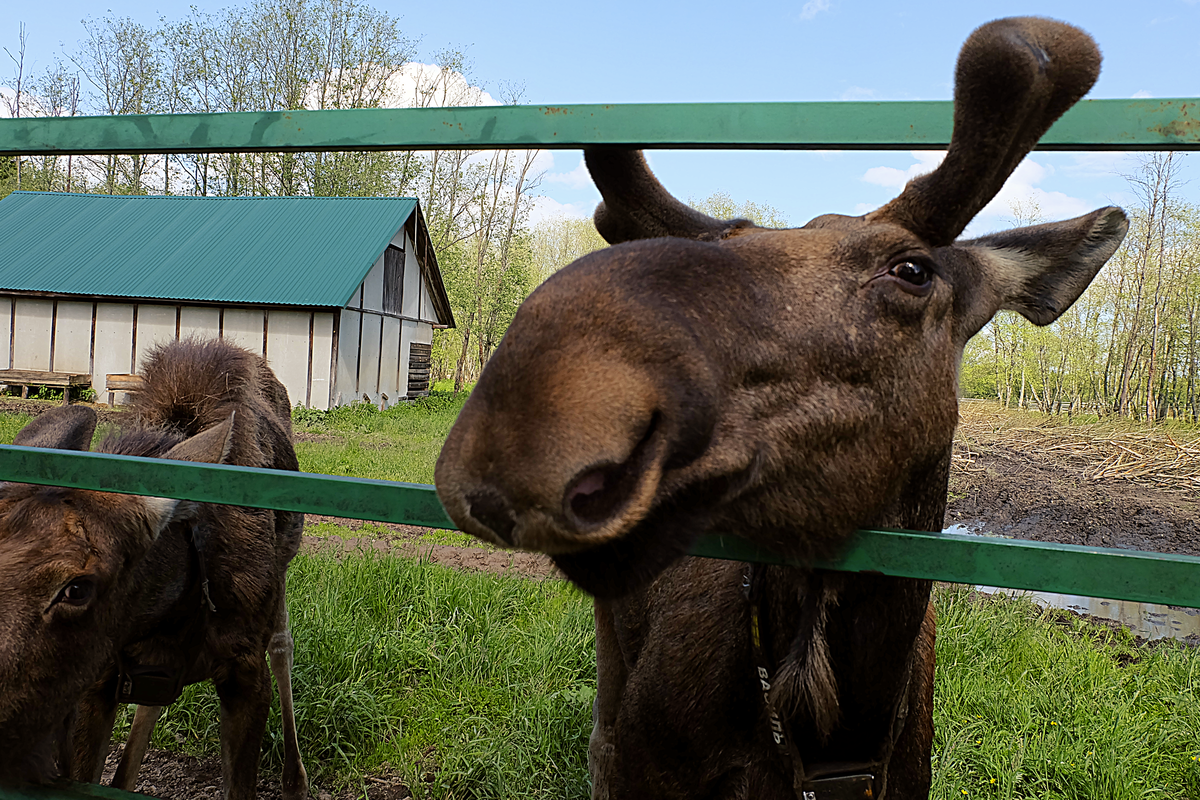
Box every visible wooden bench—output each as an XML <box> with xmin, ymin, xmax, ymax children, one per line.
<box><xmin>104</xmin><ymin>374</ymin><xmax>145</xmax><ymax>406</ymax></box>
<box><xmin>0</xmin><ymin>370</ymin><xmax>93</xmax><ymax>406</ymax></box>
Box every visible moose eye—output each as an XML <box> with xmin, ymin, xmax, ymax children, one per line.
<box><xmin>888</xmin><ymin>260</ymin><xmax>931</xmax><ymax>287</ymax></box>
<box><xmin>54</xmin><ymin>578</ymin><xmax>95</xmax><ymax>608</ymax></box>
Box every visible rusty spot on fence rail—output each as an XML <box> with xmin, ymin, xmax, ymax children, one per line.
<box><xmin>1148</xmin><ymin>102</ymin><xmax>1198</xmax><ymax>141</ymax></box>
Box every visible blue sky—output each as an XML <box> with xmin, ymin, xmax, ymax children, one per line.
<box><xmin>5</xmin><ymin>0</ymin><xmax>1199</xmax><ymax>231</ymax></box>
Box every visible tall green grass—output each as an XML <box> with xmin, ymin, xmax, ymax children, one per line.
<box><xmin>124</xmin><ymin>552</ymin><xmax>596</xmax><ymax>799</ymax></box>
<box><xmin>932</xmin><ymin>586</ymin><xmax>1200</xmax><ymax>799</ymax></box>
<box><xmin>112</xmin><ymin>567</ymin><xmax>1200</xmax><ymax>800</ymax></box>
<box><xmin>292</xmin><ymin>392</ymin><xmax>468</xmax><ymax>483</ymax></box>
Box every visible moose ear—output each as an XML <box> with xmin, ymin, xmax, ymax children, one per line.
<box><xmin>13</xmin><ymin>406</ymin><xmax>98</xmax><ymax>451</ymax></box>
<box><xmin>162</xmin><ymin>412</ymin><xmax>235</xmax><ymax>466</ymax></box>
<box><xmin>585</xmin><ymin>149</ymin><xmax>728</xmax><ymax>244</ymax></box>
<box><xmin>954</xmin><ymin>206</ymin><xmax>1128</xmax><ymax>340</ymax></box>
<box><xmin>140</xmin><ymin>413</ymin><xmax>236</xmax><ymax>538</ymax></box>
<box><xmin>870</xmin><ymin>17</ymin><xmax>1102</xmax><ymax>246</ymax></box>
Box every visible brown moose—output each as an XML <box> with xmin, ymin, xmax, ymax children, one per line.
<box><xmin>0</xmin><ymin>339</ymin><xmax>307</xmax><ymax>800</ymax></box>
<box><xmin>436</xmin><ymin>17</ymin><xmax>1128</xmax><ymax>799</ymax></box>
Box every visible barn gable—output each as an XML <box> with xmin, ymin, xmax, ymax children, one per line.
<box><xmin>0</xmin><ymin>192</ymin><xmax>453</xmax><ymax>409</ymax></box>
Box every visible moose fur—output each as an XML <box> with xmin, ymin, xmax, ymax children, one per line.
<box><xmin>436</xmin><ymin>17</ymin><xmax>1128</xmax><ymax>799</ymax></box>
<box><xmin>0</xmin><ymin>339</ymin><xmax>307</xmax><ymax>800</ymax></box>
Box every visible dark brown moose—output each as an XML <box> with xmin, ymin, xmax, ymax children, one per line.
<box><xmin>436</xmin><ymin>17</ymin><xmax>1128</xmax><ymax>799</ymax></box>
<box><xmin>0</xmin><ymin>339</ymin><xmax>307</xmax><ymax>800</ymax></box>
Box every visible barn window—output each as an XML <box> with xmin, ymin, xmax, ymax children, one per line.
<box><xmin>408</xmin><ymin>342</ymin><xmax>431</xmax><ymax>395</ymax></box>
<box><xmin>383</xmin><ymin>245</ymin><xmax>404</xmax><ymax>315</ymax></box>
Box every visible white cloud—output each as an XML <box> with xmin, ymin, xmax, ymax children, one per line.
<box><xmin>1132</xmin><ymin>89</ymin><xmax>1153</xmax><ymax>99</ymax></box>
<box><xmin>544</xmin><ymin>156</ymin><xmax>592</xmax><ymax>190</ymax></box>
<box><xmin>840</xmin><ymin>86</ymin><xmax>876</xmax><ymax>101</ymax></box>
<box><xmin>1062</xmin><ymin>152</ymin><xmax>1134</xmax><ymax>179</ymax></box>
<box><xmin>381</xmin><ymin>62</ymin><xmax>501</xmax><ymax>109</ymax></box>
<box><xmin>799</xmin><ymin>0</ymin><xmax>831</xmax><ymax>20</ymax></box>
<box><xmin>860</xmin><ymin>151</ymin><xmax>1091</xmax><ymax>227</ymax></box>
<box><xmin>528</xmin><ymin>195</ymin><xmax>595</xmax><ymax>227</ymax></box>
<box><xmin>976</xmin><ymin>157</ymin><xmax>1091</xmax><ymax>221</ymax></box>
<box><xmin>861</xmin><ymin>151</ymin><xmax>945</xmax><ymax>189</ymax></box>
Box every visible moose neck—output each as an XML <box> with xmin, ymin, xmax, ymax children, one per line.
<box><xmin>758</xmin><ymin>449</ymin><xmax>948</xmax><ymax>764</ymax></box>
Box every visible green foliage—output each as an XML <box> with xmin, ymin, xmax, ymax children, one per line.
<box><xmin>688</xmin><ymin>190</ymin><xmax>789</xmax><ymax>228</ymax></box>
<box><xmin>530</xmin><ymin>214</ymin><xmax>608</xmax><ymax>283</ymax></box>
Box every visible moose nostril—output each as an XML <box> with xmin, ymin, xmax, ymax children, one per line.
<box><xmin>467</xmin><ymin>490</ymin><xmax>517</xmax><ymax>546</ymax></box>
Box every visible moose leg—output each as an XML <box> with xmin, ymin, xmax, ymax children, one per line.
<box><xmin>589</xmin><ymin>600</ymin><xmax>628</xmax><ymax>800</ymax></box>
<box><xmin>269</xmin><ymin>599</ymin><xmax>308</xmax><ymax>800</ymax></box>
<box><xmin>214</xmin><ymin>654</ymin><xmax>272</xmax><ymax>800</ymax></box>
<box><xmin>112</xmin><ymin>705</ymin><xmax>163</xmax><ymax>791</ymax></box>
<box><xmin>67</xmin><ymin>678</ymin><xmax>121</xmax><ymax>783</ymax></box>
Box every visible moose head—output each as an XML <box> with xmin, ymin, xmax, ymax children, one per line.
<box><xmin>0</xmin><ymin>407</ymin><xmax>232</xmax><ymax>782</ymax></box>
<box><xmin>436</xmin><ymin>17</ymin><xmax>1128</xmax><ymax>599</ymax></box>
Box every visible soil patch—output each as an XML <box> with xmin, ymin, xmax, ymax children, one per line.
<box><xmin>301</xmin><ymin>515</ymin><xmax>559</xmax><ymax>580</ymax></box>
<box><xmin>0</xmin><ymin>396</ymin><xmax>127</xmax><ymax>427</ymax></box>
<box><xmin>100</xmin><ymin>749</ymin><xmax>411</xmax><ymax>800</ymax></box>
<box><xmin>948</xmin><ymin>404</ymin><xmax>1200</xmax><ymax>555</ymax></box>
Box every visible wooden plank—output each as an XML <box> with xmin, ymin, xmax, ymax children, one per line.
<box><xmin>0</xmin><ymin>369</ymin><xmax>91</xmax><ymax>386</ymax></box>
<box><xmin>104</xmin><ymin>374</ymin><xmax>144</xmax><ymax>392</ymax></box>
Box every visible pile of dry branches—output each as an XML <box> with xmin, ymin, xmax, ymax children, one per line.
<box><xmin>953</xmin><ymin>401</ymin><xmax>1200</xmax><ymax>493</ymax></box>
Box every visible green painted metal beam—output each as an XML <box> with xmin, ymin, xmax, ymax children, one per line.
<box><xmin>0</xmin><ymin>781</ymin><xmax>152</xmax><ymax>799</ymax></box>
<box><xmin>1</xmin><ymin>98</ymin><xmax>1196</xmax><ymax>156</ymax></box>
<box><xmin>3</xmin><ymin>445</ymin><xmax>1199</xmax><ymax>608</ymax></box>
<box><xmin>0</xmin><ymin>444</ymin><xmax>455</xmax><ymax>528</ymax></box>
<box><xmin>692</xmin><ymin>530</ymin><xmax>1200</xmax><ymax>609</ymax></box>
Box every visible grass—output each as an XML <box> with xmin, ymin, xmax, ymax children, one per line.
<box><xmin>291</xmin><ymin>392</ymin><xmax>469</xmax><ymax>484</ymax></box>
<box><xmin>117</xmin><ymin>552</ymin><xmax>596</xmax><ymax>799</ymax></box>
<box><xmin>103</xmin><ymin>570</ymin><xmax>1200</xmax><ymax>800</ymax></box>
<box><xmin>932</xmin><ymin>586</ymin><xmax>1200</xmax><ymax>799</ymax></box>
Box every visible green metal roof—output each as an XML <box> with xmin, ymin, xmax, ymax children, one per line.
<box><xmin>0</xmin><ymin>191</ymin><xmax>422</xmax><ymax>309</ymax></box>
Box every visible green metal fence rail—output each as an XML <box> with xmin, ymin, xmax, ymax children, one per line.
<box><xmin>1</xmin><ymin>98</ymin><xmax>1197</xmax><ymax>155</ymax></box>
<box><xmin>0</xmin><ymin>781</ymin><xmax>154</xmax><ymax>799</ymax></box>
<box><xmin>2</xmin><ymin>445</ymin><xmax>1199</xmax><ymax>609</ymax></box>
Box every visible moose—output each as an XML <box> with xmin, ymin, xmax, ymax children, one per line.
<box><xmin>0</xmin><ymin>339</ymin><xmax>307</xmax><ymax>800</ymax></box>
<box><xmin>436</xmin><ymin>17</ymin><xmax>1128</xmax><ymax>799</ymax></box>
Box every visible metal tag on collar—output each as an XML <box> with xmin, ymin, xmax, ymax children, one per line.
<box><xmin>116</xmin><ymin>663</ymin><xmax>186</xmax><ymax>707</ymax></box>
<box><xmin>801</xmin><ymin>772</ymin><xmax>877</xmax><ymax>799</ymax></box>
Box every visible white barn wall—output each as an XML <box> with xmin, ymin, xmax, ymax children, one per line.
<box><xmin>12</xmin><ymin>299</ymin><xmax>53</xmax><ymax>371</ymax></box>
<box><xmin>357</xmin><ymin>313</ymin><xmax>383</xmax><ymax>402</ymax></box>
<box><xmin>361</xmin><ymin>256</ymin><xmax>385</xmax><ymax>313</ymax></box>
<box><xmin>0</xmin><ymin>300</ymin><xmax>11</xmax><ymax>369</ymax></box>
<box><xmin>402</xmin><ymin>243</ymin><xmax>420</xmax><ymax>319</ymax></box>
<box><xmin>180</xmin><ymin>307</ymin><xmax>221</xmax><ymax>339</ymax></box>
<box><xmin>265</xmin><ymin>310</ymin><xmax>311</xmax><ymax>410</ymax></box>
<box><xmin>335</xmin><ymin>309</ymin><xmax>361</xmax><ymax>406</ymax></box>
<box><xmin>134</xmin><ymin>304</ymin><xmax>177</xmax><ymax>372</ymax></box>
<box><xmin>399</xmin><ymin>320</ymin><xmax>416</xmax><ymax>395</ymax></box>
<box><xmin>94</xmin><ymin>304</ymin><xmax>134</xmax><ymax>403</ymax></box>
<box><xmin>222</xmin><ymin>309</ymin><xmax>266</xmax><ymax>353</ymax></box>
<box><xmin>311</xmin><ymin>313</ymin><xmax>334</xmax><ymax>409</ymax></box>
<box><xmin>52</xmin><ymin>301</ymin><xmax>93</xmax><ymax>374</ymax></box>
<box><xmin>380</xmin><ymin>316</ymin><xmax>401</xmax><ymax>404</ymax></box>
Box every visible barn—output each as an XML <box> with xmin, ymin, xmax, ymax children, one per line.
<box><xmin>0</xmin><ymin>191</ymin><xmax>454</xmax><ymax>409</ymax></box>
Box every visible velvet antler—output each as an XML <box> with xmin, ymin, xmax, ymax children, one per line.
<box><xmin>869</xmin><ymin>17</ymin><xmax>1101</xmax><ymax>245</ymax></box>
<box><xmin>585</xmin><ymin>149</ymin><xmax>728</xmax><ymax>243</ymax></box>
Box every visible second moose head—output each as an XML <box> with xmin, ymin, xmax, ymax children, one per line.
<box><xmin>436</xmin><ymin>17</ymin><xmax>1128</xmax><ymax>598</ymax></box>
